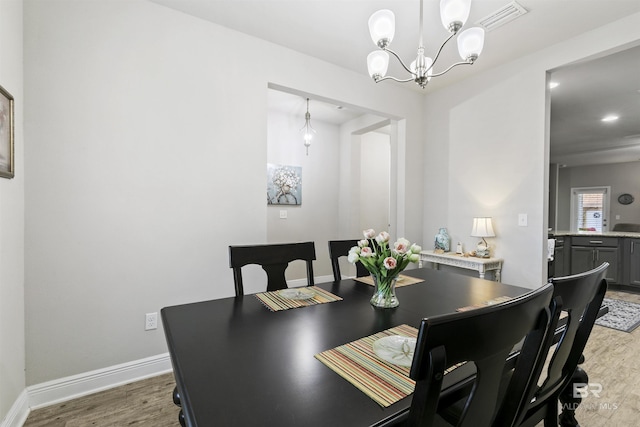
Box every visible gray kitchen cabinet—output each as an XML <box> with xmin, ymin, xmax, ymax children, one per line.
<box><xmin>570</xmin><ymin>236</ymin><xmax>619</xmax><ymax>284</ymax></box>
<box><xmin>625</xmin><ymin>238</ymin><xmax>640</xmax><ymax>287</ymax></box>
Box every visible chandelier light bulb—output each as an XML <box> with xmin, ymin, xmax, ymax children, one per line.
<box><xmin>368</xmin><ymin>9</ymin><xmax>395</xmax><ymax>48</ymax></box>
<box><xmin>457</xmin><ymin>27</ymin><xmax>485</xmax><ymax>61</ymax></box>
<box><xmin>304</xmin><ymin>131</ymin><xmax>313</xmax><ymax>143</ymax></box>
<box><xmin>440</xmin><ymin>0</ymin><xmax>472</xmax><ymax>32</ymax></box>
<box><xmin>367</xmin><ymin>50</ymin><xmax>390</xmax><ymax>79</ymax></box>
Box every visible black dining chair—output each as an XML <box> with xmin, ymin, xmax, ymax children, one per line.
<box><xmin>328</xmin><ymin>239</ymin><xmax>369</xmax><ymax>281</ymax></box>
<box><xmin>228</xmin><ymin>241</ymin><xmax>316</xmax><ymax>296</ymax></box>
<box><xmin>377</xmin><ymin>282</ymin><xmax>558</xmax><ymax>427</ymax></box>
<box><xmin>512</xmin><ymin>262</ymin><xmax>609</xmax><ymax>427</ymax></box>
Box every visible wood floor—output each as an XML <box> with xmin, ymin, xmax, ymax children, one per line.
<box><xmin>23</xmin><ymin>374</ymin><xmax>178</xmax><ymax>427</ymax></box>
<box><xmin>23</xmin><ymin>290</ymin><xmax>640</xmax><ymax>426</ymax></box>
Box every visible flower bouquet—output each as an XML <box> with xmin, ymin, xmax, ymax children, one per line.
<box><xmin>348</xmin><ymin>229</ymin><xmax>421</xmax><ymax>308</ymax></box>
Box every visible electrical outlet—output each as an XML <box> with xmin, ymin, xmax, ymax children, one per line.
<box><xmin>145</xmin><ymin>312</ymin><xmax>158</xmax><ymax>330</ymax></box>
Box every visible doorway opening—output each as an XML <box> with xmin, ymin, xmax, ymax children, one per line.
<box><xmin>570</xmin><ymin>186</ymin><xmax>610</xmax><ymax>232</ymax></box>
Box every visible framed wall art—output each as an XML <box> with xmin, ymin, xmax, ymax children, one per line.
<box><xmin>0</xmin><ymin>84</ymin><xmax>14</xmax><ymax>179</ymax></box>
<box><xmin>267</xmin><ymin>164</ymin><xmax>302</xmax><ymax>205</ymax></box>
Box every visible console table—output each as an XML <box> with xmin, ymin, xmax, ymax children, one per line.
<box><xmin>419</xmin><ymin>250</ymin><xmax>503</xmax><ymax>282</ymax></box>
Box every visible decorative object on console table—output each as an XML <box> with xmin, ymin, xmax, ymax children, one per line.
<box><xmin>348</xmin><ymin>229</ymin><xmax>421</xmax><ymax>308</ymax></box>
<box><xmin>471</xmin><ymin>217</ymin><xmax>495</xmax><ymax>258</ymax></box>
<box><xmin>0</xmin><ymin>84</ymin><xmax>14</xmax><ymax>179</ymax></box>
<box><xmin>434</xmin><ymin>227</ymin><xmax>450</xmax><ymax>252</ymax></box>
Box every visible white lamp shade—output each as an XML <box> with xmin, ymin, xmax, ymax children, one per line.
<box><xmin>457</xmin><ymin>27</ymin><xmax>485</xmax><ymax>60</ymax></box>
<box><xmin>367</xmin><ymin>50</ymin><xmax>389</xmax><ymax>78</ymax></box>
<box><xmin>440</xmin><ymin>0</ymin><xmax>472</xmax><ymax>30</ymax></box>
<box><xmin>471</xmin><ymin>217</ymin><xmax>495</xmax><ymax>238</ymax></box>
<box><xmin>368</xmin><ymin>9</ymin><xmax>395</xmax><ymax>46</ymax></box>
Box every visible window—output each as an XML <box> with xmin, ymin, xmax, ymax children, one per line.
<box><xmin>570</xmin><ymin>187</ymin><xmax>610</xmax><ymax>232</ymax></box>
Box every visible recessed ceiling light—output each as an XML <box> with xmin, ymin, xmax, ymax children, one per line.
<box><xmin>549</xmin><ymin>82</ymin><xmax>559</xmax><ymax>89</ymax></box>
<box><xmin>601</xmin><ymin>115</ymin><xmax>619</xmax><ymax>122</ymax></box>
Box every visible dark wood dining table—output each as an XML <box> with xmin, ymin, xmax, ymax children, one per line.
<box><xmin>161</xmin><ymin>267</ymin><xmax>541</xmax><ymax>426</ymax></box>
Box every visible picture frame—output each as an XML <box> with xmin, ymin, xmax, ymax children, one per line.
<box><xmin>267</xmin><ymin>164</ymin><xmax>302</xmax><ymax>205</ymax></box>
<box><xmin>0</xmin><ymin>84</ymin><xmax>14</xmax><ymax>179</ymax></box>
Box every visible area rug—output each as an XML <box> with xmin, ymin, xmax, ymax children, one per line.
<box><xmin>595</xmin><ymin>298</ymin><xmax>640</xmax><ymax>333</ymax></box>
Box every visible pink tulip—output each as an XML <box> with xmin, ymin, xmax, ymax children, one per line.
<box><xmin>361</xmin><ymin>247</ymin><xmax>375</xmax><ymax>257</ymax></box>
<box><xmin>363</xmin><ymin>229</ymin><xmax>376</xmax><ymax>239</ymax></box>
<box><xmin>376</xmin><ymin>231</ymin><xmax>390</xmax><ymax>244</ymax></box>
<box><xmin>383</xmin><ymin>257</ymin><xmax>397</xmax><ymax>270</ymax></box>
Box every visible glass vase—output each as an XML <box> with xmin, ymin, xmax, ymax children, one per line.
<box><xmin>370</xmin><ymin>275</ymin><xmax>399</xmax><ymax>308</ymax></box>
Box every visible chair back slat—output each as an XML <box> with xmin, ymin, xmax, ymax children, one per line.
<box><xmin>228</xmin><ymin>242</ymin><xmax>316</xmax><ymax>296</ymax></box>
<box><xmin>328</xmin><ymin>239</ymin><xmax>369</xmax><ymax>281</ymax></box>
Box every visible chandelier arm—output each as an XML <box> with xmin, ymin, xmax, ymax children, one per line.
<box><xmin>429</xmin><ymin>60</ymin><xmax>473</xmax><ymax>78</ymax></box>
<box><xmin>375</xmin><ymin>75</ymin><xmax>416</xmax><ymax>84</ymax></box>
<box><xmin>383</xmin><ymin>48</ymin><xmax>415</xmax><ymax>75</ymax></box>
<box><xmin>427</xmin><ymin>32</ymin><xmax>456</xmax><ymax>73</ymax></box>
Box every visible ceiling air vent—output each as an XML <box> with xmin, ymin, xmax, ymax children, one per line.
<box><xmin>476</xmin><ymin>1</ymin><xmax>528</xmax><ymax>32</ymax></box>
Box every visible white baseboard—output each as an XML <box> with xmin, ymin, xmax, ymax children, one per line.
<box><xmin>27</xmin><ymin>353</ymin><xmax>172</xmax><ymax>411</ymax></box>
<box><xmin>1</xmin><ymin>390</ymin><xmax>29</xmax><ymax>427</ymax></box>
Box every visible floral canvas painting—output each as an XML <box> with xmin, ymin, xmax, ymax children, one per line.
<box><xmin>267</xmin><ymin>164</ymin><xmax>302</xmax><ymax>205</ymax></box>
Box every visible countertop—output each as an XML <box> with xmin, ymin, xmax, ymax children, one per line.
<box><xmin>550</xmin><ymin>231</ymin><xmax>640</xmax><ymax>238</ymax></box>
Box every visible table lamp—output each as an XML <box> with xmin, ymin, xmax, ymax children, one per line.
<box><xmin>471</xmin><ymin>217</ymin><xmax>495</xmax><ymax>258</ymax></box>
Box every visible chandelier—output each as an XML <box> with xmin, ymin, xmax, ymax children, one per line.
<box><xmin>366</xmin><ymin>0</ymin><xmax>485</xmax><ymax>89</ymax></box>
<box><xmin>301</xmin><ymin>98</ymin><xmax>316</xmax><ymax>155</ymax></box>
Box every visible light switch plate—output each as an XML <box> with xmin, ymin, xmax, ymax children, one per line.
<box><xmin>279</xmin><ymin>210</ymin><xmax>287</xmax><ymax>219</ymax></box>
<box><xmin>518</xmin><ymin>213</ymin><xmax>528</xmax><ymax>227</ymax></box>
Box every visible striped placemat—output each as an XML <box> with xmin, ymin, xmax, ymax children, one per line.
<box><xmin>255</xmin><ymin>286</ymin><xmax>342</xmax><ymax>311</ymax></box>
<box><xmin>315</xmin><ymin>324</ymin><xmax>417</xmax><ymax>407</ymax></box>
<box><xmin>354</xmin><ymin>274</ymin><xmax>424</xmax><ymax>288</ymax></box>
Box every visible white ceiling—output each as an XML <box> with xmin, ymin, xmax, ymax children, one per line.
<box><xmin>549</xmin><ymin>44</ymin><xmax>640</xmax><ymax>167</ymax></box>
<box><xmin>148</xmin><ymin>0</ymin><xmax>640</xmax><ymax>165</ymax></box>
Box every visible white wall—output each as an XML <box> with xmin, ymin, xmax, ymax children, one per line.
<box><xmin>0</xmin><ymin>0</ymin><xmax>25</xmax><ymax>423</ymax></box>
<box><xmin>422</xmin><ymin>12</ymin><xmax>640</xmax><ymax>288</ymax></box>
<box><xmin>23</xmin><ymin>0</ymin><xmax>424</xmax><ymax>386</ymax></box>
<box><xmin>360</xmin><ymin>131</ymin><xmax>390</xmax><ymax>233</ymax></box>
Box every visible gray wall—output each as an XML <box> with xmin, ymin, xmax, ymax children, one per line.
<box><xmin>557</xmin><ymin>161</ymin><xmax>640</xmax><ymax>230</ymax></box>
<box><xmin>0</xmin><ymin>0</ymin><xmax>25</xmax><ymax>423</ymax></box>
